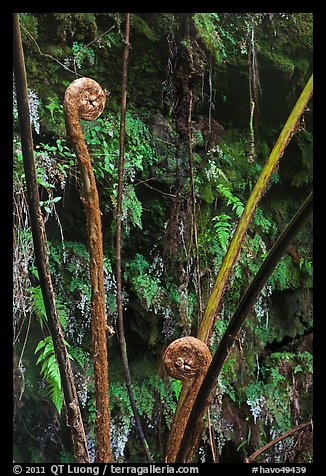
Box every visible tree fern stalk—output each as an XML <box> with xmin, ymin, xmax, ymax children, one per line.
<box><xmin>177</xmin><ymin>192</ymin><xmax>313</xmax><ymax>463</ymax></box>
<box><xmin>64</xmin><ymin>77</ymin><xmax>112</xmax><ymax>463</ymax></box>
<box><xmin>169</xmin><ymin>74</ymin><xmax>313</xmax><ymax>460</ymax></box>
<box><xmin>246</xmin><ymin>421</ymin><xmax>311</xmax><ymax>463</ymax></box>
<box><xmin>115</xmin><ymin>13</ymin><xmax>154</xmax><ymax>463</ymax></box>
<box><xmin>197</xmin><ymin>73</ymin><xmax>313</xmax><ymax>344</ymax></box>
<box><xmin>13</xmin><ymin>13</ymin><xmax>89</xmax><ymax>463</ymax></box>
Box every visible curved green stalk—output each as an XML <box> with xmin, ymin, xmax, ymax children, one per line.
<box><xmin>166</xmin><ymin>74</ymin><xmax>313</xmax><ymax>463</ymax></box>
<box><xmin>197</xmin><ymin>73</ymin><xmax>313</xmax><ymax>343</ymax></box>
<box><xmin>177</xmin><ymin>192</ymin><xmax>313</xmax><ymax>462</ymax></box>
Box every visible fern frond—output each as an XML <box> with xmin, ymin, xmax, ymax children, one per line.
<box><xmin>34</xmin><ymin>338</ymin><xmax>47</xmax><ymax>354</ymax></box>
<box><xmin>35</xmin><ymin>341</ymin><xmax>53</xmax><ymax>365</ymax></box>
<box><xmin>56</xmin><ymin>298</ymin><xmax>69</xmax><ymax>329</ymax></box>
<box><xmin>32</xmin><ymin>284</ymin><xmax>68</xmax><ymax>330</ymax></box>
<box><xmin>123</xmin><ymin>184</ymin><xmax>143</xmax><ymax>229</ymax></box>
<box><xmin>212</xmin><ymin>214</ymin><xmax>232</xmax><ymax>251</ymax></box>
<box><xmin>217</xmin><ymin>184</ymin><xmax>244</xmax><ymax>217</ymax></box>
<box><xmin>34</xmin><ymin>335</ymin><xmax>73</xmax><ymax>414</ymax></box>
<box><xmin>31</xmin><ymin>285</ymin><xmax>47</xmax><ymax>327</ymax></box>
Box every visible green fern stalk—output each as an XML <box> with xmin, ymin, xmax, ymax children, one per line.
<box><xmin>170</xmin><ymin>74</ymin><xmax>313</xmax><ymax>436</ymax></box>
<box><xmin>197</xmin><ymin>73</ymin><xmax>313</xmax><ymax>343</ymax></box>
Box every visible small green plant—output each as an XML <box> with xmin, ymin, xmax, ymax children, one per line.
<box><xmin>45</xmin><ymin>95</ymin><xmax>63</xmax><ymax>121</ymax></box>
<box><xmin>40</xmin><ymin>195</ymin><xmax>62</xmax><ymax>214</ymax></box>
<box><xmin>125</xmin><ymin>254</ymin><xmax>162</xmax><ymax>309</ymax></box>
<box><xmin>217</xmin><ymin>183</ymin><xmax>244</xmax><ymax>217</ymax></box>
<box><xmin>212</xmin><ymin>214</ymin><xmax>232</xmax><ymax>252</ymax></box>
<box><xmin>31</xmin><ymin>285</ymin><xmax>47</xmax><ymax>328</ymax></box>
<box><xmin>254</xmin><ymin>207</ymin><xmax>275</xmax><ymax>234</ymax></box>
<box><xmin>34</xmin><ymin>336</ymin><xmax>73</xmax><ymax>413</ymax></box>
<box><xmin>299</xmin><ymin>257</ymin><xmax>313</xmax><ymax>274</ymax></box>
<box><xmin>193</xmin><ymin>13</ymin><xmax>237</xmax><ymax>63</ymax></box>
<box><xmin>72</xmin><ymin>41</ymin><xmax>95</xmax><ymax>69</ymax></box>
<box><xmin>32</xmin><ymin>284</ymin><xmax>68</xmax><ymax>329</ymax></box>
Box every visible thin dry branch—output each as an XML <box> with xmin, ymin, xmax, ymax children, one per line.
<box><xmin>14</xmin><ymin>14</ymin><xmax>90</xmax><ymax>463</ymax></box>
<box><xmin>115</xmin><ymin>13</ymin><xmax>153</xmax><ymax>463</ymax></box>
<box><xmin>246</xmin><ymin>421</ymin><xmax>312</xmax><ymax>463</ymax></box>
<box><xmin>73</xmin><ymin>24</ymin><xmax>117</xmax><ymax>77</ymax></box>
<box><xmin>19</xmin><ymin>20</ymin><xmax>81</xmax><ymax>77</ymax></box>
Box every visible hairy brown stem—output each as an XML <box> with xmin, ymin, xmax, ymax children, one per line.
<box><xmin>64</xmin><ymin>77</ymin><xmax>113</xmax><ymax>463</ymax></box>
<box><xmin>14</xmin><ymin>14</ymin><xmax>89</xmax><ymax>463</ymax></box>
<box><xmin>163</xmin><ymin>337</ymin><xmax>211</xmax><ymax>462</ymax></box>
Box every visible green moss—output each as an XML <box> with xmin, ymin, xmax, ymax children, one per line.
<box><xmin>293</xmin><ymin>57</ymin><xmax>310</xmax><ymax>82</ymax></box>
<box><xmin>150</xmin><ymin>13</ymin><xmax>177</xmax><ymax>37</ymax></box>
<box><xmin>19</xmin><ymin>13</ymin><xmax>39</xmax><ymax>44</ymax></box>
<box><xmin>131</xmin><ymin>14</ymin><xmax>157</xmax><ymax>41</ymax></box>
<box><xmin>290</xmin><ymin>148</ymin><xmax>313</xmax><ymax>187</ymax></box>
<box><xmin>284</xmin><ymin>13</ymin><xmax>313</xmax><ymax>53</ymax></box>
<box><xmin>53</xmin><ymin>13</ymin><xmax>97</xmax><ymax>42</ymax></box>
<box><xmin>260</xmin><ymin>49</ymin><xmax>296</xmax><ymax>79</ymax></box>
<box><xmin>201</xmin><ymin>183</ymin><xmax>215</xmax><ymax>204</ymax></box>
<box><xmin>255</xmin><ymin>14</ymin><xmax>312</xmax><ymax>85</ymax></box>
<box><xmin>193</xmin><ymin>13</ymin><xmax>222</xmax><ymax>63</ymax></box>
<box><xmin>269</xmin><ymin>289</ymin><xmax>312</xmax><ymax>343</ymax></box>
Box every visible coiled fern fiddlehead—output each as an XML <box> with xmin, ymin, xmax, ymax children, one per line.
<box><xmin>163</xmin><ymin>336</ymin><xmax>212</xmax><ymax>462</ymax></box>
<box><xmin>64</xmin><ymin>77</ymin><xmax>113</xmax><ymax>463</ymax></box>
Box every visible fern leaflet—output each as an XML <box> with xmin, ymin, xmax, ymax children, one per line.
<box><xmin>212</xmin><ymin>214</ymin><xmax>232</xmax><ymax>251</ymax></box>
<box><xmin>217</xmin><ymin>183</ymin><xmax>244</xmax><ymax>217</ymax></box>
<box><xmin>35</xmin><ymin>335</ymin><xmax>73</xmax><ymax>413</ymax></box>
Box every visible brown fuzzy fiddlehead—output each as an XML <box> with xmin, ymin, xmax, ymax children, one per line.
<box><xmin>64</xmin><ymin>77</ymin><xmax>113</xmax><ymax>463</ymax></box>
<box><xmin>64</xmin><ymin>78</ymin><xmax>106</xmax><ymax>197</ymax></box>
<box><xmin>163</xmin><ymin>336</ymin><xmax>212</xmax><ymax>462</ymax></box>
<box><xmin>65</xmin><ymin>77</ymin><xmax>106</xmax><ymax>121</ymax></box>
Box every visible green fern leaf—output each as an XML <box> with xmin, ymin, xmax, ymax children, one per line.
<box><xmin>32</xmin><ymin>285</ymin><xmax>47</xmax><ymax>327</ymax></box>
<box><xmin>123</xmin><ymin>185</ymin><xmax>143</xmax><ymax>229</ymax></box>
<box><xmin>34</xmin><ymin>338</ymin><xmax>47</xmax><ymax>354</ymax></box>
<box><xmin>212</xmin><ymin>214</ymin><xmax>232</xmax><ymax>251</ymax></box>
<box><xmin>35</xmin><ymin>336</ymin><xmax>73</xmax><ymax>414</ymax></box>
<box><xmin>36</xmin><ymin>342</ymin><xmax>53</xmax><ymax>365</ymax></box>
<box><xmin>217</xmin><ymin>183</ymin><xmax>244</xmax><ymax>218</ymax></box>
